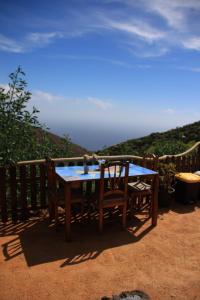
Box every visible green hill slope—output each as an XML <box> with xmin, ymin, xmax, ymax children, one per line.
<box><xmin>97</xmin><ymin>121</ymin><xmax>200</xmax><ymax>156</ymax></box>
<box><xmin>35</xmin><ymin>128</ymin><xmax>88</xmax><ymax>157</ymax></box>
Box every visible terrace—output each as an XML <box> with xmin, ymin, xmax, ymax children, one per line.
<box><xmin>0</xmin><ymin>143</ymin><xmax>200</xmax><ymax>299</ymax></box>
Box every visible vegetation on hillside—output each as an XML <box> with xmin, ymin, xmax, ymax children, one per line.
<box><xmin>0</xmin><ymin>67</ymin><xmax>86</xmax><ymax>166</ymax></box>
<box><xmin>35</xmin><ymin>128</ymin><xmax>88</xmax><ymax>157</ymax></box>
<box><xmin>97</xmin><ymin>122</ymin><xmax>200</xmax><ymax>156</ymax></box>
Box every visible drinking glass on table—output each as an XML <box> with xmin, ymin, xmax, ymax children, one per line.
<box><xmin>98</xmin><ymin>159</ymin><xmax>105</xmax><ymax>167</ymax></box>
<box><xmin>83</xmin><ymin>162</ymin><xmax>89</xmax><ymax>174</ymax></box>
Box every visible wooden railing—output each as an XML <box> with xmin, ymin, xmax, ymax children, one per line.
<box><xmin>158</xmin><ymin>141</ymin><xmax>200</xmax><ymax>172</ymax></box>
<box><xmin>1</xmin><ymin>142</ymin><xmax>200</xmax><ymax>222</ymax></box>
<box><xmin>0</xmin><ymin>163</ymin><xmax>46</xmax><ymax>223</ymax></box>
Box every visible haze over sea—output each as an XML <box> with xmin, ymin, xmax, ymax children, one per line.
<box><xmin>1</xmin><ymin>1</ymin><xmax>200</xmax><ymax>150</ymax></box>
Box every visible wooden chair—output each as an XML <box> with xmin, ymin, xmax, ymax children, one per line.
<box><xmin>98</xmin><ymin>160</ymin><xmax>129</xmax><ymax>233</ymax></box>
<box><xmin>128</xmin><ymin>154</ymin><xmax>158</xmax><ymax>216</ymax></box>
<box><xmin>45</xmin><ymin>157</ymin><xmax>85</xmax><ymax>229</ymax></box>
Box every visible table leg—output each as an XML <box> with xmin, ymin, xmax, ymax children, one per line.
<box><xmin>65</xmin><ymin>183</ymin><xmax>71</xmax><ymax>241</ymax></box>
<box><xmin>152</xmin><ymin>174</ymin><xmax>159</xmax><ymax>226</ymax></box>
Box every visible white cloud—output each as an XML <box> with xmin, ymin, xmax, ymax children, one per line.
<box><xmin>127</xmin><ymin>42</ymin><xmax>168</xmax><ymax>58</ymax></box>
<box><xmin>87</xmin><ymin>97</ymin><xmax>113</xmax><ymax>110</ymax></box>
<box><xmin>0</xmin><ymin>83</ymin><xmax>9</xmax><ymax>92</ymax></box>
<box><xmin>107</xmin><ymin>19</ymin><xmax>166</xmax><ymax>42</ymax></box>
<box><xmin>32</xmin><ymin>90</ymin><xmax>64</xmax><ymax>103</ymax></box>
<box><xmin>51</xmin><ymin>54</ymin><xmax>131</xmax><ymax>68</ymax></box>
<box><xmin>120</xmin><ymin>0</ymin><xmax>200</xmax><ymax>30</ymax></box>
<box><xmin>0</xmin><ymin>31</ymin><xmax>64</xmax><ymax>53</ymax></box>
<box><xmin>31</xmin><ymin>90</ymin><xmax>113</xmax><ymax>111</ymax></box>
<box><xmin>177</xmin><ymin>66</ymin><xmax>200</xmax><ymax>73</ymax></box>
<box><xmin>28</xmin><ymin>31</ymin><xmax>64</xmax><ymax>44</ymax></box>
<box><xmin>101</xmin><ymin>0</ymin><xmax>200</xmax><ymax>55</ymax></box>
<box><xmin>0</xmin><ymin>34</ymin><xmax>24</xmax><ymax>53</ymax></box>
<box><xmin>147</xmin><ymin>0</ymin><xmax>187</xmax><ymax>30</ymax></box>
<box><xmin>182</xmin><ymin>37</ymin><xmax>200</xmax><ymax>51</ymax></box>
<box><xmin>188</xmin><ymin>67</ymin><xmax>200</xmax><ymax>73</ymax></box>
<box><xmin>163</xmin><ymin>108</ymin><xmax>175</xmax><ymax>115</ymax></box>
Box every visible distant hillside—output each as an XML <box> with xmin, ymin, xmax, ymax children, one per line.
<box><xmin>35</xmin><ymin>128</ymin><xmax>88</xmax><ymax>157</ymax></box>
<box><xmin>97</xmin><ymin>121</ymin><xmax>200</xmax><ymax>156</ymax></box>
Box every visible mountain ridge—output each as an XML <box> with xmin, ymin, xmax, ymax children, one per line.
<box><xmin>97</xmin><ymin>121</ymin><xmax>200</xmax><ymax>156</ymax></box>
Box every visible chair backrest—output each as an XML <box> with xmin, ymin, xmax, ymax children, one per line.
<box><xmin>99</xmin><ymin>161</ymin><xmax>129</xmax><ymax>204</ymax></box>
<box><xmin>142</xmin><ymin>153</ymin><xmax>158</xmax><ymax>171</ymax></box>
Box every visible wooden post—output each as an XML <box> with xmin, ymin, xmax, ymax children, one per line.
<box><xmin>19</xmin><ymin>165</ymin><xmax>28</xmax><ymax>220</ymax></box>
<box><xmin>65</xmin><ymin>183</ymin><xmax>71</xmax><ymax>241</ymax></box>
<box><xmin>0</xmin><ymin>167</ymin><xmax>7</xmax><ymax>222</ymax></box>
<box><xmin>182</xmin><ymin>156</ymin><xmax>186</xmax><ymax>172</ymax></box>
<box><xmin>39</xmin><ymin>163</ymin><xmax>46</xmax><ymax>208</ymax></box>
<box><xmin>197</xmin><ymin>145</ymin><xmax>200</xmax><ymax>169</ymax></box>
<box><xmin>30</xmin><ymin>164</ymin><xmax>37</xmax><ymax>211</ymax></box>
<box><xmin>9</xmin><ymin>166</ymin><xmax>18</xmax><ymax>222</ymax></box>
<box><xmin>176</xmin><ymin>157</ymin><xmax>181</xmax><ymax>172</ymax></box>
<box><xmin>152</xmin><ymin>174</ymin><xmax>159</xmax><ymax>226</ymax></box>
<box><xmin>193</xmin><ymin>154</ymin><xmax>198</xmax><ymax>172</ymax></box>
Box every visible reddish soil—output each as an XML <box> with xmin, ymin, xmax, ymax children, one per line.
<box><xmin>0</xmin><ymin>203</ymin><xmax>200</xmax><ymax>300</ymax></box>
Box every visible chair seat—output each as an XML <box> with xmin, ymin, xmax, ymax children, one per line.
<box><xmin>128</xmin><ymin>181</ymin><xmax>151</xmax><ymax>192</ymax></box>
<box><xmin>128</xmin><ymin>181</ymin><xmax>152</xmax><ymax>213</ymax></box>
<box><xmin>90</xmin><ymin>192</ymin><xmax>126</xmax><ymax>207</ymax></box>
<box><xmin>127</xmin><ymin>154</ymin><xmax>157</xmax><ymax>218</ymax></box>
<box><xmin>103</xmin><ymin>197</ymin><xmax>127</xmax><ymax>208</ymax></box>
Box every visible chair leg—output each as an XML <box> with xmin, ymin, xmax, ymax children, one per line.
<box><xmin>54</xmin><ymin>201</ymin><xmax>59</xmax><ymax>231</ymax></box>
<box><xmin>130</xmin><ymin>194</ymin><xmax>134</xmax><ymax>217</ymax></box>
<box><xmin>80</xmin><ymin>201</ymin><xmax>84</xmax><ymax>222</ymax></box>
<box><xmin>99</xmin><ymin>208</ymin><xmax>103</xmax><ymax>233</ymax></box>
<box><xmin>130</xmin><ymin>194</ymin><xmax>137</xmax><ymax>218</ymax></box>
<box><xmin>137</xmin><ymin>195</ymin><xmax>141</xmax><ymax>211</ymax></box>
<box><xmin>122</xmin><ymin>204</ymin><xmax>127</xmax><ymax>229</ymax></box>
<box><xmin>148</xmin><ymin>196</ymin><xmax>152</xmax><ymax>216</ymax></box>
<box><xmin>48</xmin><ymin>198</ymin><xmax>55</xmax><ymax>221</ymax></box>
<box><xmin>87</xmin><ymin>196</ymin><xmax>96</xmax><ymax>222</ymax></box>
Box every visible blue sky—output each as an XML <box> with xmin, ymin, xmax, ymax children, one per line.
<box><xmin>1</xmin><ymin>0</ymin><xmax>200</xmax><ymax>150</ymax></box>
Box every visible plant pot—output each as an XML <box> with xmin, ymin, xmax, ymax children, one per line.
<box><xmin>158</xmin><ymin>186</ymin><xmax>173</xmax><ymax>208</ymax></box>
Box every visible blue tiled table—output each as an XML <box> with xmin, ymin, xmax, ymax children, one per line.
<box><xmin>55</xmin><ymin>163</ymin><xmax>159</xmax><ymax>241</ymax></box>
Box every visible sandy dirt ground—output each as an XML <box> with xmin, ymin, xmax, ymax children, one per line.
<box><xmin>0</xmin><ymin>203</ymin><xmax>200</xmax><ymax>300</ymax></box>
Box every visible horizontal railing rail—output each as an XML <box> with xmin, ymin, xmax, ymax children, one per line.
<box><xmin>16</xmin><ymin>141</ymin><xmax>200</xmax><ymax>165</ymax></box>
<box><xmin>1</xmin><ymin>141</ymin><xmax>200</xmax><ymax>223</ymax></box>
<box><xmin>159</xmin><ymin>141</ymin><xmax>200</xmax><ymax>160</ymax></box>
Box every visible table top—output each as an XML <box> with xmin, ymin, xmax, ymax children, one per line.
<box><xmin>56</xmin><ymin>163</ymin><xmax>157</xmax><ymax>183</ymax></box>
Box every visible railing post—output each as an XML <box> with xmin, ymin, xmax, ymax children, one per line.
<box><xmin>19</xmin><ymin>165</ymin><xmax>28</xmax><ymax>221</ymax></box>
<box><xmin>9</xmin><ymin>166</ymin><xmax>18</xmax><ymax>222</ymax></box>
<box><xmin>197</xmin><ymin>145</ymin><xmax>200</xmax><ymax>170</ymax></box>
<box><xmin>39</xmin><ymin>163</ymin><xmax>47</xmax><ymax>208</ymax></box>
<box><xmin>30</xmin><ymin>164</ymin><xmax>37</xmax><ymax>211</ymax></box>
<box><xmin>0</xmin><ymin>167</ymin><xmax>7</xmax><ymax>223</ymax></box>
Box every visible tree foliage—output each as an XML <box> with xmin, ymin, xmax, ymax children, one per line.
<box><xmin>147</xmin><ymin>140</ymin><xmax>188</xmax><ymax>156</ymax></box>
<box><xmin>0</xmin><ymin>67</ymin><xmax>71</xmax><ymax>166</ymax></box>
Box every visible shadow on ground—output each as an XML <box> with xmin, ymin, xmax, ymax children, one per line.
<box><xmin>1</xmin><ymin>201</ymin><xmax>199</xmax><ymax>268</ymax></box>
<box><xmin>158</xmin><ymin>194</ymin><xmax>200</xmax><ymax>215</ymax></box>
<box><xmin>0</xmin><ymin>212</ymin><xmax>153</xmax><ymax>268</ymax></box>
